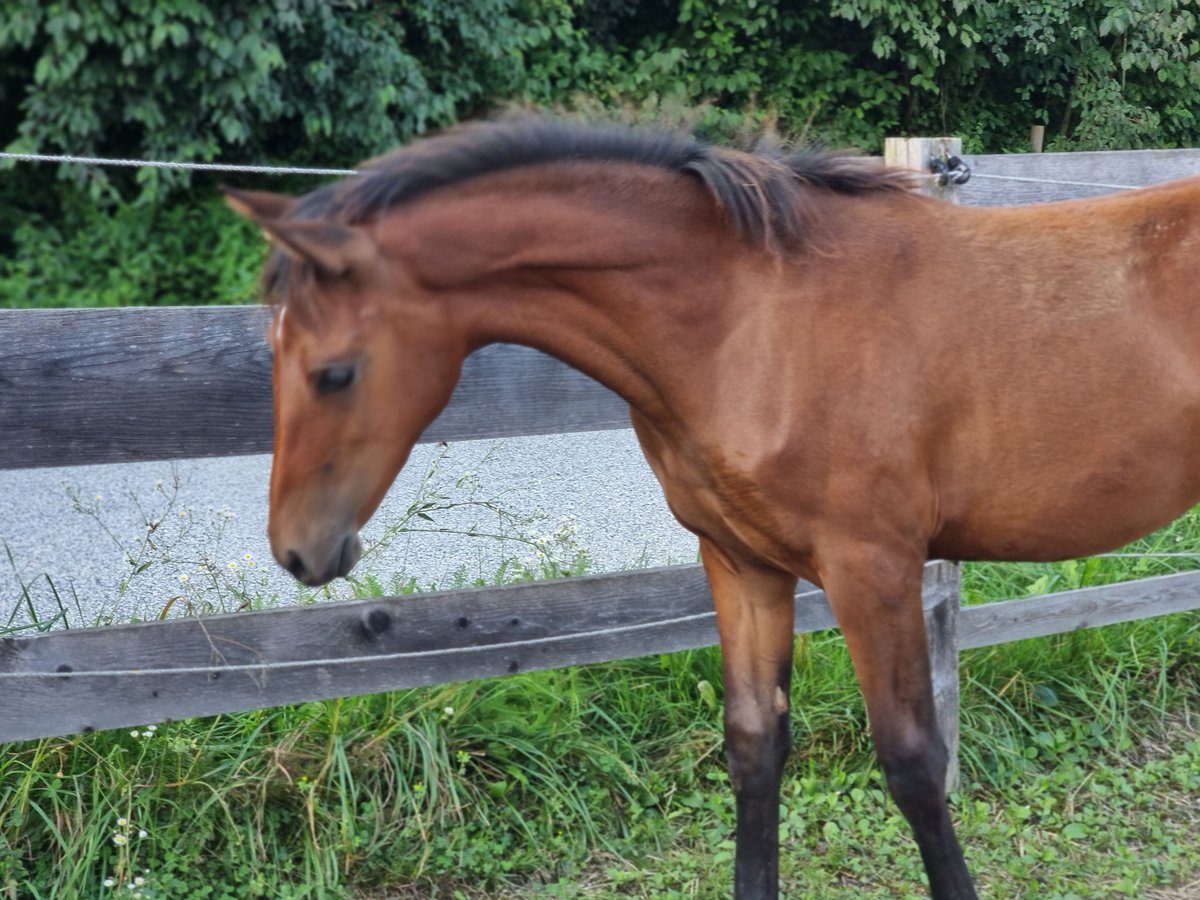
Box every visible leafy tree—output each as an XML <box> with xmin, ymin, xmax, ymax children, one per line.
<box><xmin>4</xmin><ymin>0</ymin><xmax>1200</xmax><ymax>308</ymax></box>
<box><xmin>0</xmin><ymin>0</ymin><xmax>555</xmax><ymax>200</ymax></box>
<box><xmin>5</xmin><ymin>0</ymin><xmax>1198</xmax><ymax>199</ymax></box>
<box><xmin>832</xmin><ymin>0</ymin><xmax>1200</xmax><ymax>151</ymax></box>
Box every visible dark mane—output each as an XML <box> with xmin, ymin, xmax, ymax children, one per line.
<box><xmin>265</xmin><ymin>118</ymin><xmax>916</xmax><ymax>298</ymax></box>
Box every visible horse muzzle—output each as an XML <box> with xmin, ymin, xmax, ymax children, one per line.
<box><xmin>277</xmin><ymin>531</ymin><xmax>362</xmax><ymax>587</ymax></box>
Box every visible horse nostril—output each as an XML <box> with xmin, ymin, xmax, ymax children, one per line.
<box><xmin>336</xmin><ymin>533</ymin><xmax>362</xmax><ymax>578</ymax></box>
<box><xmin>283</xmin><ymin>551</ymin><xmax>308</xmax><ymax>582</ymax></box>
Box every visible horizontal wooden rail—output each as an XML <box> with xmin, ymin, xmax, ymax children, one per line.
<box><xmin>6</xmin><ymin>144</ymin><xmax>1200</xmax><ymax>750</ymax></box>
<box><xmin>959</xmin><ymin>567</ymin><xmax>1200</xmax><ymax>649</ymax></box>
<box><xmin>0</xmin><ymin>307</ymin><xmax>628</xmax><ymax>469</ymax></box>
<box><xmin>7</xmin><ymin>563</ymin><xmax>1200</xmax><ymax>746</ymax></box>
<box><xmin>6</xmin><ymin>149</ymin><xmax>1200</xmax><ymax>469</ymax></box>
<box><xmin>0</xmin><ymin>565</ymin><xmax>800</xmax><ymax>742</ymax></box>
<box><xmin>962</xmin><ymin>147</ymin><xmax>1200</xmax><ymax>206</ymax></box>
<box><xmin>0</xmin><ymin>563</ymin><xmax>966</xmax><ymax>744</ymax></box>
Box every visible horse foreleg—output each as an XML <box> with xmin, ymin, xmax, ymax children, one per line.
<box><xmin>819</xmin><ymin>544</ymin><xmax>976</xmax><ymax>899</ymax></box>
<box><xmin>701</xmin><ymin>538</ymin><xmax>798</xmax><ymax>899</ymax></box>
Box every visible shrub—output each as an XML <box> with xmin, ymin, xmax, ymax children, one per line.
<box><xmin>0</xmin><ymin>193</ymin><xmax>264</xmax><ymax>308</ymax></box>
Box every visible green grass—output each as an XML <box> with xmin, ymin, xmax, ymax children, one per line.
<box><xmin>3</xmin><ymin>510</ymin><xmax>1200</xmax><ymax>898</ymax></box>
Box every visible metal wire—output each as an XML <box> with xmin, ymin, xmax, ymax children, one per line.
<box><xmin>0</xmin><ymin>610</ymin><xmax>719</xmax><ymax>680</ymax></box>
<box><xmin>1</xmin><ymin>150</ymin><xmax>1154</xmax><ymax>191</ymax></box>
<box><xmin>969</xmin><ymin>171</ymin><xmax>1138</xmax><ymax>192</ymax></box>
<box><xmin>0</xmin><ymin>151</ymin><xmax>356</xmax><ymax>177</ymax></box>
<box><xmin>0</xmin><ymin>147</ymin><xmax>1185</xmax><ymax>683</ymax></box>
<box><xmin>0</xmin><ymin>586</ymin><xmax>832</xmax><ymax>681</ymax></box>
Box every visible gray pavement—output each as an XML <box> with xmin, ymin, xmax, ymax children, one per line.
<box><xmin>0</xmin><ymin>430</ymin><xmax>697</xmax><ymax>630</ymax></box>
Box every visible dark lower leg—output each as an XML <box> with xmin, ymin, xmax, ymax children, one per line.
<box><xmin>877</xmin><ymin>728</ymin><xmax>976</xmax><ymax>900</ymax></box>
<box><xmin>701</xmin><ymin>539</ymin><xmax>797</xmax><ymax>900</ymax></box>
<box><xmin>820</xmin><ymin>545</ymin><xmax>977</xmax><ymax>900</ymax></box>
<box><xmin>726</xmin><ymin>678</ymin><xmax>791</xmax><ymax>898</ymax></box>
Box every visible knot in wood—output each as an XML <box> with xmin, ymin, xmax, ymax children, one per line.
<box><xmin>362</xmin><ymin>607</ymin><xmax>391</xmax><ymax>636</ymax></box>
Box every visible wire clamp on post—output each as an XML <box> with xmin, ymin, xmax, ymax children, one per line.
<box><xmin>930</xmin><ymin>155</ymin><xmax>972</xmax><ymax>186</ymax></box>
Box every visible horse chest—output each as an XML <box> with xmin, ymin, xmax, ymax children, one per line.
<box><xmin>629</xmin><ymin>413</ymin><xmax>813</xmax><ymax>568</ymax></box>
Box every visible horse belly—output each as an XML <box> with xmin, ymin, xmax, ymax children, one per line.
<box><xmin>928</xmin><ymin>297</ymin><xmax>1200</xmax><ymax>562</ymax></box>
<box><xmin>931</xmin><ymin>443</ymin><xmax>1200</xmax><ymax>563</ymax></box>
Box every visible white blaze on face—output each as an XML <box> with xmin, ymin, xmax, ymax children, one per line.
<box><xmin>274</xmin><ymin>305</ymin><xmax>288</xmax><ymax>351</ymax></box>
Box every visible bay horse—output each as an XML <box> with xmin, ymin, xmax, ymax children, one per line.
<box><xmin>225</xmin><ymin>118</ymin><xmax>1200</xmax><ymax>899</ymax></box>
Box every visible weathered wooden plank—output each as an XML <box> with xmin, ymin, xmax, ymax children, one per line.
<box><xmin>0</xmin><ymin>307</ymin><xmax>272</xmax><ymax>468</ymax></box>
<box><xmin>0</xmin><ymin>564</ymin><xmax>974</xmax><ymax>744</ymax></box>
<box><xmin>959</xmin><ymin>569</ymin><xmax>1200</xmax><ymax>650</ymax></box>
<box><xmin>961</xmin><ymin>148</ymin><xmax>1200</xmax><ymax>207</ymax></box>
<box><xmin>6</xmin><ymin>147</ymin><xmax>1200</xmax><ymax>469</ymax></box>
<box><xmin>0</xmin><ymin>307</ymin><xmax>628</xmax><ymax>470</ymax></box>
<box><xmin>0</xmin><ymin>566</ymin><xmax>711</xmax><ymax>743</ymax></box>
<box><xmin>0</xmin><ymin>563</ymin><xmax>842</xmax><ymax>743</ymax></box>
<box><xmin>923</xmin><ymin>561</ymin><xmax>961</xmax><ymax>792</ymax></box>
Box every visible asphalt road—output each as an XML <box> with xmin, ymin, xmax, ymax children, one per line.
<box><xmin>0</xmin><ymin>430</ymin><xmax>698</xmax><ymax>630</ymax></box>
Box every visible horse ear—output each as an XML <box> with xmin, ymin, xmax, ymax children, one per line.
<box><xmin>222</xmin><ymin>187</ymin><xmax>296</xmax><ymax>222</ymax></box>
<box><xmin>252</xmin><ymin>218</ymin><xmax>377</xmax><ymax>278</ymax></box>
<box><xmin>223</xmin><ymin>187</ymin><xmax>375</xmax><ymax>277</ymax></box>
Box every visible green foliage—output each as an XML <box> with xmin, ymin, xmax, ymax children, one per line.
<box><xmin>518</xmin><ymin>0</ymin><xmax>1200</xmax><ymax>153</ymax></box>
<box><xmin>0</xmin><ymin>194</ymin><xmax>263</xmax><ymax>308</ymax></box>
<box><xmin>6</xmin><ymin>0</ymin><xmax>1199</xmax><ymax>196</ymax></box>
<box><xmin>830</xmin><ymin>0</ymin><xmax>1200</xmax><ymax>152</ymax></box>
<box><xmin>1</xmin><ymin>610</ymin><xmax>1197</xmax><ymax>896</ymax></box>
<box><xmin>4</xmin><ymin>485</ymin><xmax>1200</xmax><ymax>894</ymax></box>
<box><xmin>3</xmin><ymin>0</ymin><xmax>1200</xmax><ymax>311</ymax></box>
<box><xmin>529</xmin><ymin>2</ymin><xmax>914</xmax><ymax>148</ymax></box>
<box><xmin>0</xmin><ymin>0</ymin><xmax>556</xmax><ymax>201</ymax></box>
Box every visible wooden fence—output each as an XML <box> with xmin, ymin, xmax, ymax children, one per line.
<box><xmin>4</xmin><ymin>142</ymin><xmax>1200</xmax><ymax>764</ymax></box>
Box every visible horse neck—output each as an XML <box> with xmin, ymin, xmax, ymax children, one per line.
<box><xmin>385</xmin><ymin>163</ymin><xmax>752</xmax><ymax>418</ymax></box>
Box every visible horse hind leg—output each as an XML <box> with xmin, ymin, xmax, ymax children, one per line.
<box><xmin>700</xmin><ymin>538</ymin><xmax>798</xmax><ymax>899</ymax></box>
<box><xmin>819</xmin><ymin>543</ymin><xmax>977</xmax><ymax>900</ymax></box>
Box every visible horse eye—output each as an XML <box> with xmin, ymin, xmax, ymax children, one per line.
<box><xmin>314</xmin><ymin>364</ymin><xmax>356</xmax><ymax>395</ymax></box>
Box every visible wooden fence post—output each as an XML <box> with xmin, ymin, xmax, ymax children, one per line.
<box><xmin>884</xmin><ymin>136</ymin><xmax>965</xmax><ymax>204</ymax></box>
<box><xmin>1030</xmin><ymin>124</ymin><xmax>1045</xmax><ymax>153</ymax></box>
<box><xmin>923</xmin><ymin>561</ymin><xmax>963</xmax><ymax>793</ymax></box>
<box><xmin>886</xmin><ymin>136</ymin><xmax>965</xmax><ymax>791</ymax></box>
